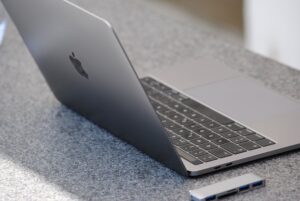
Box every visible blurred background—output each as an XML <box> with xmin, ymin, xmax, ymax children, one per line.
<box><xmin>145</xmin><ymin>0</ymin><xmax>300</xmax><ymax>70</ymax></box>
<box><xmin>1</xmin><ymin>0</ymin><xmax>299</xmax><ymax>70</ymax></box>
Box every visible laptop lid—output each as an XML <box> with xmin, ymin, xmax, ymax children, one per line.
<box><xmin>1</xmin><ymin>0</ymin><xmax>187</xmax><ymax>176</ymax></box>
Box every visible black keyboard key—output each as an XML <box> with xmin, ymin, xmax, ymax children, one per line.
<box><xmin>186</xmin><ymin>112</ymin><xmax>202</xmax><ymax>119</ymax></box>
<box><xmin>185</xmin><ymin>123</ymin><xmax>202</xmax><ymax>131</ymax></box>
<box><xmin>220</xmin><ymin>143</ymin><xmax>247</xmax><ymax>154</ymax></box>
<box><xmin>172</xmin><ymin>138</ymin><xmax>188</xmax><ymax>147</ymax></box>
<box><xmin>201</xmin><ymin>132</ymin><xmax>220</xmax><ymax>140</ymax></box>
<box><xmin>174</xmin><ymin>128</ymin><xmax>191</xmax><ymax>137</ymax></box>
<box><xmin>197</xmin><ymin>154</ymin><xmax>217</xmax><ymax>162</ymax></box>
<box><xmin>160</xmin><ymin>109</ymin><xmax>175</xmax><ymax>116</ymax></box>
<box><xmin>237</xmin><ymin>129</ymin><xmax>255</xmax><ymax>136</ymax></box>
<box><xmin>194</xmin><ymin>127</ymin><xmax>211</xmax><ymax>135</ymax></box>
<box><xmin>190</xmin><ymin>148</ymin><xmax>207</xmax><ymax>157</ymax></box>
<box><xmin>168</xmin><ymin>113</ymin><xmax>185</xmax><ymax>122</ymax></box>
<box><xmin>169</xmin><ymin>103</ymin><xmax>184</xmax><ymax>111</ymax></box>
<box><xmin>182</xmin><ymin>132</ymin><xmax>199</xmax><ymax>141</ymax></box>
<box><xmin>199</xmin><ymin>142</ymin><xmax>218</xmax><ymax>150</ymax></box>
<box><xmin>159</xmin><ymin>117</ymin><xmax>169</xmax><ymax>125</ymax></box>
<box><xmin>213</xmin><ymin>138</ymin><xmax>230</xmax><ymax>145</ymax></box>
<box><xmin>210</xmin><ymin>114</ymin><xmax>234</xmax><ymax>125</ymax></box>
<box><xmin>219</xmin><ymin>131</ymin><xmax>238</xmax><ymax>139</ymax></box>
<box><xmin>193</xmin><ymin>116</ymin><xmax>210</xmax><ymax>124</ymax></box>
<box><xmin>182</xmin><ymin>98</ymin><xmax>206</xmax><ymax>110</ymax></box>
<box><xmin>202</xmin><ymin>121</ymin><xmax>221</xmax><ymax>129</ymax></box>
<box><xmin>181</xmin><ymin>143</ymin><xmax>198</xmax><ymax>153</ymax></box>
<box><xmin>176</xmin><ymin>148</ymin><xmax>202</xmax><ymax>165</ymax></box>
<box><xmin>211</xmin><ymin>126</ymin><xmax>231</xmax><ymax>134</ymax></box>
<box><xmin>209</xmin><ymin>148</ymin><xmax>232</xmax><ymax>158</ymax></box>
<box><xmin>171</xmin><ymin>93</ymin><xmax>189</xmax><ymax>102</ymax></box>
<box><xmin>246</xmin><ymin>134</ymin><xmax>265</xmax><ymax>141</ymax></box>
<box><xmin>256</xmin><ymin>139</ymin><xmax>275</xmax><ymax>147</ymax></box>
<box><xmin>168</xmin><ymin>134</ymin><xmax>180</xmax><ymax>141</ymax></box>
<box><xmin>230</xmin><ymin>136</ymin><xmax>249</xmax><ymax>144</ymax></box>
<box><xmin>226</xmin><ymin>122</ymin><xmax>245</xmax><ymax>131</ymax></box>
<box><xmin>239</xmin><ymin>141</ymin><xmax>261</xmax><ymax>150</ymax></box>
<box><xmin>192</xmin><ymin>137</ymin><xmax>209</xmax><ymax>146</ymax></box>
<box><xmin>165</xmin><ymin>122</ymin><xmax>181</xmax><ymax>131</ymax></box>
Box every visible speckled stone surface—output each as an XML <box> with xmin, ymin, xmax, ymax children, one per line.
<box><xmin>0</xmin><ymin>0</ymin><xmax>299</xmax><ymax>200</ymax></box>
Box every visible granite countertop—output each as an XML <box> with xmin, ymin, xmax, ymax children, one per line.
<box><xmin>0</xmin><ymin>0</ymin><xmax>299</xmax><ymax>200</ymax></box>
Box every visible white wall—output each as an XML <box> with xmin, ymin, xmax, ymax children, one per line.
<box><xmin>244</xmin><ymin>0</ymin><xmax>300</xmax><ymax>70</ymax></box>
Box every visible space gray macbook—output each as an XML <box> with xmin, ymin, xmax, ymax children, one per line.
<box><xmin>2</xmin><ymin>0</ymin><xmax>300</xmax><ymax>177</ymax></box>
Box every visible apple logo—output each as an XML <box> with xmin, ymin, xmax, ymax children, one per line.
<box><xmin>69</xmin><ymin>52</ymin><xmax>89</xmax><ymax>79</ymax></box>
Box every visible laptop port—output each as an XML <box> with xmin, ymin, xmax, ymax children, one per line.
<box><xmin>214</xmin><ymin>166</ymin><xmax>221</xmax><ymax>170</ymax></box>
<box><xmin>239</xmin><ymin>185</ymin><xmax>250</xmax><ymax>192</ymax></box>
<box><xmin>225</xmin><ymin>162</ymin><xmax>233</xmax><ymax>167</ymax></box>
<box><xmin>252</xmin><ymin>181</ymin><xmax>264</xmax><ymax>188</ymax></box>
<box><xmin>205</xmin><ymin>195</ymin><xmax>216</xmax><ymax>201</ymax></box>
<box><xmin>217</xmin><ymin>189</ymin><xmax>238</xmax><ymax>199</ymax></box>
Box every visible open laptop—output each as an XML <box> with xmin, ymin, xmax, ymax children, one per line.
<box><xmin>2</xmin><ymin>0</ymin><xmax>300</xmax><ymax>177</ymax></box>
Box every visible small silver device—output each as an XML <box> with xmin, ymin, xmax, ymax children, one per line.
<box><xmin>190</xmin><ymin>173</ymin><xmax>265</xmax><ymax>201</ymax></box>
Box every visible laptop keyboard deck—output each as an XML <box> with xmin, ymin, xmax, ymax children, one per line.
<box><xmin>141</xmin><ymin>77</ymin><xmax>275</xmax><ymax>165</ymax></box>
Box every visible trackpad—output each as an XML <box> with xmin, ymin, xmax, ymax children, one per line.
<box><xmin>184</xmin><ymin>76</ymin><xmax>300</xmax><ymax>126</ymax></box>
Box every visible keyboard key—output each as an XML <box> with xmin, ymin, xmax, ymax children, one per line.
<box><xmin>190</xmin><ymin>148</ymin><xmax>207</xmax><ymax>157</ymax></box>
<box><xmin>192</xmin><ymin>137</ymin><xmax>209</xmax><ymax>146</ymax></box>
<box><xmin>199</xmin><ymin>142</ymin><xmax>218</xmax><ymax>150</ymax></box>
<box><xmin>174</xmin><ymin>128</ymin><xmax>190</xmax><ymax>137</ymax></box>
<box><xmin>219</xmin><ymin>131</ymin><xmax>238</xmax><ymax>139</ymax></box>
<box><xmin>246</xmin><ymin>134</ymin><xmax>265</xmax><ymax>141</ymax></box>
<box><xmin>230</xmin><ymin>136</ymin><xmax>249</xmax><ymax>144</ymax></box>
<box><xmin>210</xmin><ymin>114</ymin><xmax>234</xmax><ymax>125</ymax></box>
<box><xmin>237</xmin><ymin>129</ymin><xmax>255</xmax><ymax>136</ymax></box>
<box><xmin>185</xmin><ymin>123</ymin><xmax>202</xmax><ymax>131</ymax></box>
<box><xmin>181</xmin><ymin>143</ymin><xmax>198</xmax><ymax>153</ymax></box>
<box><xmin>168</xmin><ymin>113</ymin><xmax>185</xmax><ymax>123</ymax></box>
<box><xmin>201</xmin><ymin>132</ymin><xmax>220</xmax><ymax>140</ymax></box>
<box><xmin>256</xmin><ymin>139</ymin><xmax>275</xmax><ymax>147</ymax></box>
<box><xmin>202</xmin><ymin>121</ymin><xmax>221</xmax><ymax>129</ymax></box>
<box><xmin>165</xmin><ymin>122</ymin><xmax>181</xmax><ymax>131</ymax></box>
<box><xmin>209</xmin><ymin>148</ymin><xmax>232</xmax><ymax>158</ymax></box>
<box><xmin>182</xmin><ymin>98</ymin><xmax>207</xmax><ymax>111</ymax></box>
<box><xmin>186</xmin><ymin>112</ymin><xmax>202</xmax><ymax>119</ymax></box>
<box><xmin>194</xmin><ymin>127</ymin><xmax>211</xmax><ymax>135</ymax></box>
<box><xmin>176</xmin><ymin>148</ymin><xmax>202</xmax><ymax>165</ymax></box>
<box><xmin>226</xmin><ymin>122</ymin><xmax>245</xmax><ymax>131</ymax></box>
<box><xmin>213</xmin><ymin>138</ymin><xmax>230</xmax><ymax>145</ymax></box>
<box><xmin>169</xmin><ymin>103</ymin><xmax>184</xmax><ymax>111</ymax></box>
<box><xmin>239</xmin><ymin>141</ymin><xmax>261</xmax><ymax>150</ymax></box>
<box><xmin>172</xmin><ymin>138</ymin><xmax>188</xmax><ymax>147</ymax></box>
<box><xmin>211</xmin><ymin>126</ymin><xmax>231</xmax><ymax>134</ymax></box>
<box><xmin>220</xmin><ymin>143</ymin><xmax>247</xmax><ymax>154</ymax></box>
<box><xmin>197</xmin><ymin>154</ymin><xmax>218</xmax><ymax>162</ymax></box>
<box><xmin>182</xmin><ymin>132</ymin><xmax>199</xmax><ymax>141</ymax></box>
<box><xmin>193</xmin><ymin>116</ymin><xmax>210</xmax><ymax>124</ymax></box>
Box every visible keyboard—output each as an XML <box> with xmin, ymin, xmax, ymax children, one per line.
<box><xmin>140</xmin><ymin>77</ymin><xmax>275</xmax><ymax>165</ymax></box>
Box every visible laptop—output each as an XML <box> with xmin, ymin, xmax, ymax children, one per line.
<box><xmin>2</xmin><ymin>0</ymin><xmax>300</xmax><ymax>177</ymax></box>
